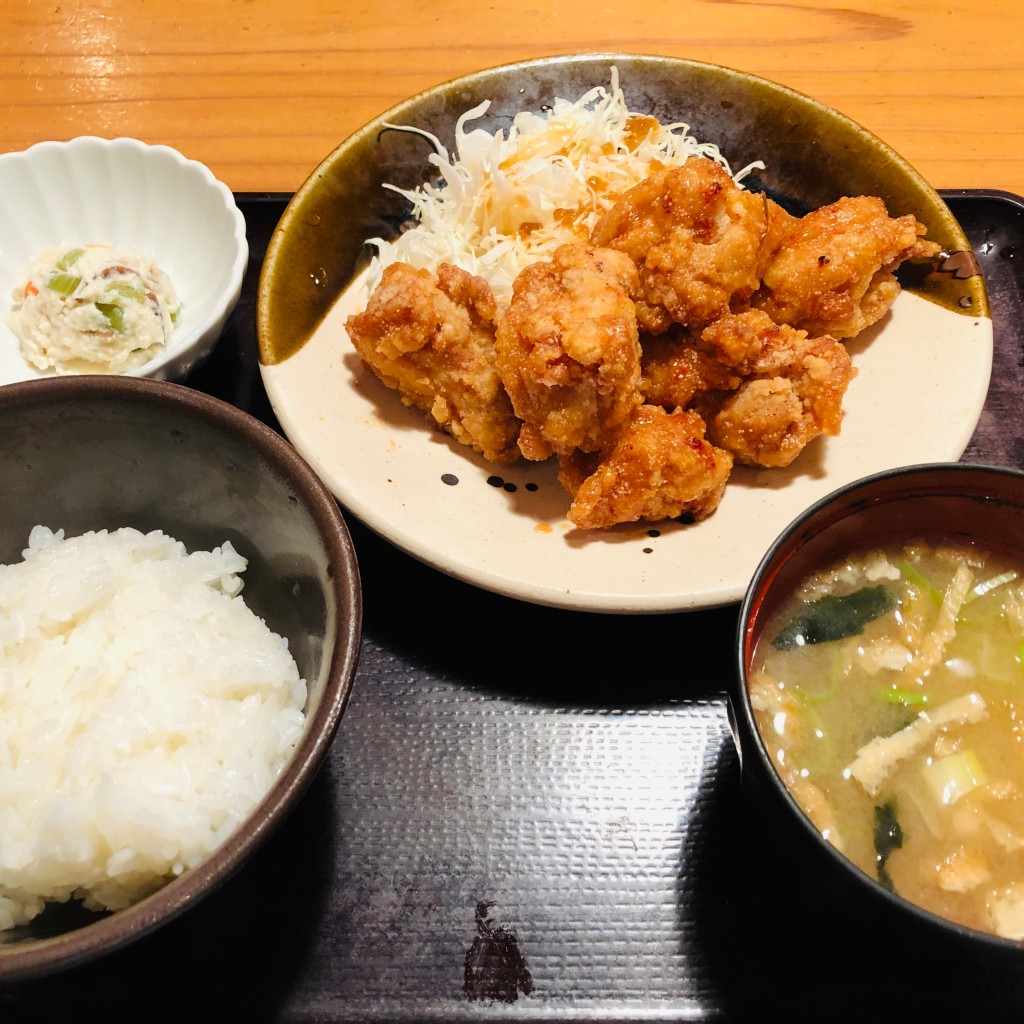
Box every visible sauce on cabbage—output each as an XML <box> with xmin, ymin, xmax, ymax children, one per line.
<box><xmin>366</xmin><ymin>68</ymin><xmax>763</xmax><ymax>305</ymax></box>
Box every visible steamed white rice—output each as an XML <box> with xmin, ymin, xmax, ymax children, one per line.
<box><xmin>0</xmin><ymin>526</ymin><xmax>307</xmax><ymax>930</ymax></box>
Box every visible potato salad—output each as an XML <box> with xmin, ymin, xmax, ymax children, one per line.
<box><xmin>7</xmin><ymin>243</ymin><xmax>181</xmax><ymax>373</ymax></box>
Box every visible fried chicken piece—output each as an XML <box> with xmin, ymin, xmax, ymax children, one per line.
<box><xmin>559</xmin><ymin>405</ymin><xmax>733</xmax><ymax>529</ymax></box>
<box><xmin>695</xmin><ymin>310</ymin><xmax>857</xmax><ymax>468</ymax></box>
<box><xmin>640</xmin><ymin>330</ymin><xmax>743</xmax><ymax>410</ymax></box>
<box><xmin>590</xmin><ymin>157</ymin><xmax>773</xmax><ymax>334</ymax></box>
<box><xmin>752</xmin><ymin>195</ymin><xmax>940</xmax><ymax>339</ymax></box>
<box><xmin>494</xmin><ymin>243</ymin><xmax>642</xmax><ymax>459</ymax></box>
<box><xmin>346</xmin><ymin>261</ymin><xmax>520</xmax><ymax>464</ymax></box>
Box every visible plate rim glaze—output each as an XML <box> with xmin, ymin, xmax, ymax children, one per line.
<box><xmin>257</xmin><ymin>53</ymin><xmax>993</xmax><ymax>614</ymax></box>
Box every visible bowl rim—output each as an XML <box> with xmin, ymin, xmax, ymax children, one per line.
<box><xmin>734</xmin><ymin>460</ymin><xmax>1024</xmax><ymax>951</ymax></box>
<box><xmin>259</xmin><ymin>48</ymin><xmax>982</xmax><ymax>357</ymax></box>
<box><xmin>0</xmin><ymin>375</ymin><xmax>362</xmax><ymax>980</ymax></box>
<box><xmin>0</xmin><ymin>135</ymin><xmax>249</xmax><ymax>383</ymax></box>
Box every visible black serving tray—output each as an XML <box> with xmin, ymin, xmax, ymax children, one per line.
<box><xmin>3</xmin><ymin>190</ymin><xmax>1024</xmax><ymax>1023</ymax></box>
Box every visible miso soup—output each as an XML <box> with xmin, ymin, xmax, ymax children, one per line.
<box><xmin>751</xmin><ymin>539</ymin><xmax>1024</xmax><ymax>939</ymax></box>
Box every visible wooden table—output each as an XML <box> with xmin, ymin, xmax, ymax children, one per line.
<box><xmin>3</xmin><ymin>4</ymin><xmax>1024</xmax><ymax>1020</ymax></box>
<box><xmin>2</xmin><ymin>0</ymin><xmax>1021</xmax><ymax>196</ymax></box>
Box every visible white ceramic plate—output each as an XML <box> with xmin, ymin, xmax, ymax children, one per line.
<box><xmin>262</xmin><ymin>278</ymin><xmax>990</xmax><ymax>612</ymax></box>
<box><xmin>258</xmin><ymin>55</ymin><xmax>993</xmax><ymax>613</ymax></box>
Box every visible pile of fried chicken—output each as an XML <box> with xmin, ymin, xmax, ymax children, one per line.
<box><xmin>346</xmin><ymin>157</ymin><xmax>939</xmax><ymax>529</ymax></box>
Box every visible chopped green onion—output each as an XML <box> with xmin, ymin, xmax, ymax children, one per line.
<box><xmin>884</xmin><ymin>687</ymin><xmax>928</xmax><ymax>706</ymax></box>
<box><xmin>965</xmin><ymin>571</ymin><xmax>1019</xmax><ymax>604</ymax></box>
<box><xmin>899</xmin><ymin>560</ymin><xmax>944</xmax><ymax>606</ymax></box>
<box><xmin>95</xmin><ymin>302</ymin><xmax>126</xmax><ymax>333</ymax></box>
<box><xmin>921</xmin><ymin>750</ymin><xmax>986</xmax><ymax>806</ymax></box>
<box><xmin>46</xmin><ymin>272</ymin><xmax>81</xmax><ymax>297</ymax></box>
<box><xmin>795</xmin><ymin>685</ymin><xmax>833</xmax><ymax>707</ymax></box>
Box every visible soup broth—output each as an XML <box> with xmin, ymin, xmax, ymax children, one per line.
<box><xmin>751</xmin><ymin>539</ymin><xmax>1024</xmax><ymax>939</ymax></box>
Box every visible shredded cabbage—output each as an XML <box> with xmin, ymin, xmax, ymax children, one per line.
<box><xmin>366</xmin><ymin>67</ymin><xmax>764</xmax><ymax>303</ymax></box>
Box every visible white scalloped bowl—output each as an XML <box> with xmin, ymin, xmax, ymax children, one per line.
<box><xmin>0</xmin><ymin>136</ymin><xmax>247</xmax><ymax>384</ymax></box>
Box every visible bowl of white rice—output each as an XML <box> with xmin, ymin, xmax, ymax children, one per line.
<box><xmin>0</xmin><ymin>374</ymin><xmax>361</xmax><ymax>979</ymax></box>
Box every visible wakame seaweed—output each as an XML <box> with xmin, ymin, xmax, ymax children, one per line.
<box><xmin>874</xmin><ymin>800</ymin><xmax>904</xmax><ymax>892</ymax></box>
<box><xmin>771</xmin><ymin>585</ymin><xmax>896</xmax><ymax>650</ymax></box>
